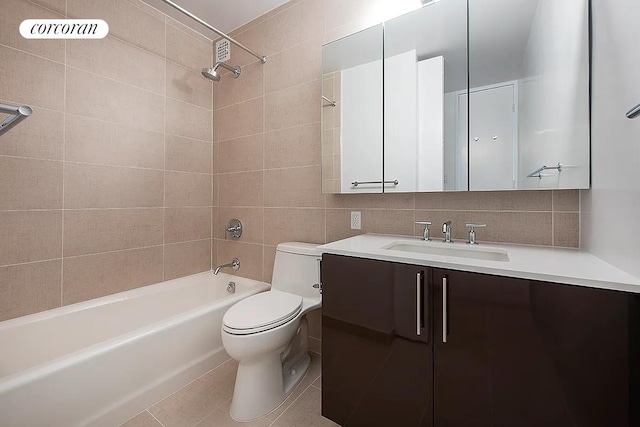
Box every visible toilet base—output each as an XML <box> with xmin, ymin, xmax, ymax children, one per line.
<box><xmin>229</xmin><ymin>318</ymin><xmax>311</xmax><ymax>422</ymax></box>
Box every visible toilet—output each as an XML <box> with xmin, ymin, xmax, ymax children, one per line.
<box><xmin>221</xmin><ymin>242</ymin><xmax>322</xmax><ymax>421</ymax></box>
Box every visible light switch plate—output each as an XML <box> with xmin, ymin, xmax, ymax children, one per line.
<box><xmin>351</xmin><ymin>211</ymin><xmax>361</xmax><ymax>230</ymax></box>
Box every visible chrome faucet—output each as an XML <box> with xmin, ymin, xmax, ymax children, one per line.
<box><xmin>415</xmin><ymin>221</ymin><xmax>432</xmax><ymax>241</ymax></box>
<box><xmin>442</xmin><ymin>221</ymin><xmax>453</xmax><ymax>243</ymax></box>
<box><xmin>466</xmin><ymin>223</ymin><xmax>487</xmax><ymax>245</ymax></box>
<box><xmin>214</xmin><ymin>258</ymin><xmax>240</xmax><ymax>275</ymax></box>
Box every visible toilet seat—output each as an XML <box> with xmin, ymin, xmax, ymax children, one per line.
<box><xmin>223</xmin><ymin>291</ymin><xmax>303</xmax><ymax>335</ymax></box>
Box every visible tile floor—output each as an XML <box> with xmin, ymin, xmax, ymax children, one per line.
<box><xmin>120</xmin><ymin>352</ymin><xmax>338</xmax><ymax>427</ymax></box>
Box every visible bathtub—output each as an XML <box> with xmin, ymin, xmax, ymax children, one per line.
<box><xmin>0</xmin><ymin>271</ymin><xmax>270</xmax><ymax>427</ymax></box>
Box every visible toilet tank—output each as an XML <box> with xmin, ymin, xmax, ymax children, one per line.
<box><xmin>271</xmin><ymin>242</ymin><xmax>321</xmax><ymax>299</ymax></box>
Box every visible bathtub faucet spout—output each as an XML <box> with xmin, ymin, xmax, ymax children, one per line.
<box><xmin>214</xmin><ymin>258</ymin><xmax>240</xmax><ymax>275</ymax></box>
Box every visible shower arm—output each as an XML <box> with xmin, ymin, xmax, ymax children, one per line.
<box><xmin>159</xmin><ymin>0</ymin><xmax>267</xmax><ymax>64</ymax></box>
<box><xmin>215</xmin><ymin>62</ymin><xmax>241</xmax><ymax>77</ymax></box>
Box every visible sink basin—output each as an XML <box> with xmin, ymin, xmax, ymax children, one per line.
<box><xmin>383</xmin><ymin>241</ymin><xmax>510</xmax><ymax>262</ymax></box>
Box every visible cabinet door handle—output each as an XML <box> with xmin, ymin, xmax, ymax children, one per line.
<box><xmin>442</xmin><ymin>276</ymin><xmax>448</xmax><ymax>343</ymax></box>
<box><xmin>416</xmin><ymin>271</ymin><xmax>422</xmax><ymax>336</ymax></box>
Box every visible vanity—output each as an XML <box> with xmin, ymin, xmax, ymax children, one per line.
<box><xmin>319</xmin><ymin>234</ymin><xmax>640</xmax><ymax>427</ymax></box>
<box><xmin>318</xmin><ymin>0</ymin><xmax>638</xmax><ymax>423</ymax></box>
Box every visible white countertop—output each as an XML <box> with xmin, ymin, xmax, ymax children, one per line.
<box><xmin>318</xmin><ymin>234</ymin><xmax>640</xmax><ymax>294</ymax></box>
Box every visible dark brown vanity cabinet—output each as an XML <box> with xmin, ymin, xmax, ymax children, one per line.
<box><xmin>321</xmin><ymin>254</ymin><xmax>433</xmax><ymax>426</ymax></box>
<box><xmin>322</xmin><ymin>254</ymin><xmax>639</xmax><ymax>427</ymax></box>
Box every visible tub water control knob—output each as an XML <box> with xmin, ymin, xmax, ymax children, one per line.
<box><xmin>225</xmin><ymin>218</ymin><xmax>242</xmax><ymax>240</ymax></box>
<box><xmin>227</xmin><ymin>282</ymin><xmax>236</xmax><ymax>293</ymax></box>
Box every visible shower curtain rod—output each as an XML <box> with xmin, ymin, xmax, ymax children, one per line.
<box><xmin>159</xmin><ymin>0</ymin><xmax>267</xmax><ymax>64</ymax></box>
<box><xmin>0</xmin><ymin>103</ymin><xmax>32</xmax><ymax>137</ymax></box>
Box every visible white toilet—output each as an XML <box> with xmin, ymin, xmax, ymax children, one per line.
<box><xmin>221</xmin><ymin>242</ymin><xmax>322</xmax><ymax>421</ymax></box>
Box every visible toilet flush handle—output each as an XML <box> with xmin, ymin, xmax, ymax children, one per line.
<box><xmin>312</xmin><ymin>283</ymin><xmax>322</xmax><ymax>294</ymax></box>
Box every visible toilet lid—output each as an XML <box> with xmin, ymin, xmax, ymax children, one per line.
<box><xmin>223</xmin><ymin>291</ymin><xmax>302</xmax><ymax>334</ymax></box>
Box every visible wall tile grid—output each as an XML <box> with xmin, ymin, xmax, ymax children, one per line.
<box><xmin>0</xmin><ymin>0</ymin><xmax>580</xmax><ymax>332</ymax></box>
<box><xmin>0</xmin><ymin>0</ymin><xmax>213</xmax><ymax>321</ymax></box>
<box><xmin>212</xmin><ymin>0</ymin><xmax>580</xmax><ymax>351</ymax></box>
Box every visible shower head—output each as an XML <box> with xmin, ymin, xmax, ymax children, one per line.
<box><xmin>201</xmin><ymin>62</ymin><xmax>241</xmax><ymax>82</ymax></box>
<box><xmin>201</xmin><ymin>67</ymin><xmax>220</xmax><ymax>81</ymax></box>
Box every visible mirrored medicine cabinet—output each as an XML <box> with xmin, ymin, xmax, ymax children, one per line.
<box><xmin>321</xmin><ymin>0</ymin><xmax>590</xmax><ymax>194</ymax></box>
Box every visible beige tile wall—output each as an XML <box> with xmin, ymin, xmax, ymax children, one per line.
<box><xmin>0</xmin><ymin>0</ymin><xmax>214</xmax><ymax>321</ymax></box>
<box><xmin>212</xmin><ymin>0</ymin><xmax>580</xmax><ymax>350</ymax></box>
<box><xmin>0</xmin><ymin>0</ymin><xmax>581</xmax><ymax>331</ymax></box>
<box><xmin>321</xmin><ymin>71</ymin><xmax>341</xmax><ymax>193</ymax></box>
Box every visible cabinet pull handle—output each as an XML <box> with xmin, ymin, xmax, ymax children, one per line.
<box><xmin>442</xmin><ymin>277</ymin><xmax>448</xmax><ymax>343</ymax></box>
<box><xmin>416</xmin><ymin>271</ymin><xmax>422</xmax><ymax>336</ymax></box>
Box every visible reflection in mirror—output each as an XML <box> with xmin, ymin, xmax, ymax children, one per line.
<box><xmin>321</xmin><ymin>25</ymin><xmax>384</xmax><ymax>194</ymax></box>
<box><xmin>383</xmin><ymin>0</ymin><xmax>468</xmax><ymax>192</ymax></box>
<box><xmin>469</xmin><ymin>0</ymin><xmax>590</xmax><ymax>190</ymax></box>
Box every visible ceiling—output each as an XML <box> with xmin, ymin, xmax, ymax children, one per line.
<box><xmin>142</xmin><ymin>0</ymin><xmax>292</xmax><ymax>37</ymax></box>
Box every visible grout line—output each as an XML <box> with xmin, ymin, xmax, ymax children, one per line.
<box><xmin>165</xmin><ymin>131</ymin><xmax>214</xmax><ymax>144</ymax></box>
<box><xmin>60</xmin><ymin>110</ymin><xmax>162</xmax><ymax>135</ymax></box>
<box><xmin>0</xmin><ymin>154</ymin><xmax>64</xmax><ymax>164</ymax></box>
<box><xmin>0</xmin><ymin>97</ymin><xmax>63</xmax><ymax>116</ymax></box>
<box><xmin>163</xmin><ymin>22</ymin><xmax>168</xmax><ymax>282</ymax></box>
<box><xmin>214</xmin><ymin>41</ymin><xmax>220</xmax><ymax>270</ymax></box>
<box><xmin>0</xmin><ymin>207</ymin><xmax>207</xmax><ymax>212</ymax></box>
<box><xmin>0</xmin><ymin>155</ymin><xmax>214</xmax><ymax>175</ymax></box>
<box><xmin>0</xmin><ymin>42</ymin><xmax>66</xmax><ymax>67</ymax></box>
<box><xmin>215</xmin><ymin>129</ymin><xmax>263</xmax><ymax>143</ymax></box>
<box><xmin>0</xmin><ymin>154</ymin><xmax>204</xmax><ymax>176</ymax></box>
<box><xmin>165</xmin><ymin>13</ymin><xmax>215</xmax><ymax>43</ymax></box>
<box><xmin>310</xmin><ymin>378</ymin><xmax>322</xmax><ymax>390</ymax></box>
<box><xmin>146</xmin><ymin>410</ymin><xmax>166</xmax><ymax>427</ymax></box>
<box><xmin>49</xmin><ymin>238</ymin><xmax>211</xmax><ymax>263</ymax></box>
<box><xmin>577</xmin><ymin>191</ymin><xmax>582</xmax><ymax>249</ymax></box>
<box><xmin>216</xmin><ymin>164</ymin><xmax>321</xmax><ymax>176</ymax></box>
<box><xmin>164</xmin><ymin>93</ymin><xmax>214</xmax><ymax>114</ymax></box>
<box><xmin>61</xmin><ymin>15</ymin><xmax>67</xmax><ymax>308</ymax></box>
<box><xmin>165</xmin><ymin>237</ymin><xmax>213</xmax><ymax>247</ymax></box>
<box><xmin>64</xmin><ymin>60</ymin><xmax>213</xmax><ymax>114</ymax></box>
<box><xmin>62</xmin><ymin>245</ymin><xmax>164</xmax><ymax>261</ymax></box>
<box><xmin>267</xmin><ymin>378</ymin><xmax>319</xmax><ymax>426</ymax></box>
<box><xmin>214</xmin><ymin>119</ymin><xmax>325</xmax><ymax>145</ymax></box>
<box><xmin>23</xmin><ymin>0</ymin><xmax>64</xmax><ymax>16</ymax></box>
<box><xmin>260</xmin><ymin>52</ymin><xmax>267</xmax><ymax>282</ymax></box>
<box><xmin>0</xmin><ymin>154</ymin><xmax>214</xmax><ymax>176</ymax></box>
<box><xmin>147</xmin><ymin>358</ymin><xmax>234</xmax><ymax>415</ymax></box>
<box><xmin>213</xmin><ymin>93</ymin><xmax>264</xmax><ymax>113</ymax></box>
<box><xmin>65</xmin><ymin>61</ymin><xmax>164</xmax><ymax>97</ymax></box>
<box><xmin>212</xmin><ymin>238</ymin><xmax>265</xmax><ymax>248</ymax></box>
<box><xmin>0</xmin><ymin>257</ymin><xmax>63</xmax><ymax>270</ymax></box>
<box><xmin>551</xmin><ymin>191</ymin><xmax>555</xmax><ymax>246</ymax></box>
<box><xmin>215</xmin><ymin>78</ymin><xmax>321</xmax><ymax>114</ymax></box>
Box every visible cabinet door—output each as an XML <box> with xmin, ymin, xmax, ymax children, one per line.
<box><xmin>322</xmin><ymin>254</ymin><xmax>433</xmax><ymax>426</ymax></box>
<box><xmin>433</xmin><ymin>269</ymin><xmax>637</xmax><ymax>427</ymax></box>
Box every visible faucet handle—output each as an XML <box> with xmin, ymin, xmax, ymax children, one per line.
<box><xmin>225</xmin><ymin>219</ymin><xmax>243</xmax><ymax>240</ymax></box>
<box><xmin>465</xmin><ymin>223</ymin><xmax>486</xmax><ymax>245</ymax></box>
<box><xmin>415</xmin><ymin>221</ymin><xmax>432</xmax><ymax>241</ymax></box>
<box><xmin>465</xmin><ymin>223</ymin><xmax>486</xmax><ymax>229</ymax></box>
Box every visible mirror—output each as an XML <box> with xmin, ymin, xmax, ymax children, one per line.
<box><xmin>383</xmin><ymin>0</ymin><xmax>468</xmax><ymax>192</ymax></box>
<box><xmin>322</xmin><ymin>25</ymin><xmax>384</xmax><ymax>194</ymax></box>
<box><xmin>468</xmin><ymin>0</ymin><xmax>590</xmax><ymax>190</ymax></box>
<box><xmin>321</xmin><ymin>0</ymin><xmax>590</xmax><ymax>194</ymax></box>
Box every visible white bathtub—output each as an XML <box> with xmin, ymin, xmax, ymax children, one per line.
<box><xmin>0</xmin><ymin>271</ymin><xmax>269</xmax><ymax>427</ymax></box>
